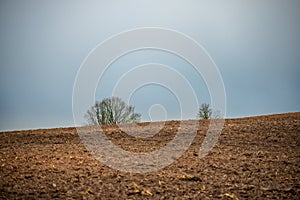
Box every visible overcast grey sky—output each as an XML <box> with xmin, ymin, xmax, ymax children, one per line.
<box><xmin>0</xmin><ymin>0</ymin><xmax>299</xmax><ymax>131</ymax></box>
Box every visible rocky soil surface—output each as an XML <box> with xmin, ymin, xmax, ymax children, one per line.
<box><xmin>0</xmin><ymin>113</ymin><xmax>299</xmax><ymax>199</ymax></box>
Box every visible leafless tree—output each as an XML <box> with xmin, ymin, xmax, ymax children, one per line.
<box><xmin>198</xmin><ymin>103</ymin><xmax>212</xmax><ymax>119</ymax></box>
<box><xmin>85</xmin><ymin>97</ymin><xmax>141</xmax><ymax>125</ymax></box>
<box><xmin>198</xmin><ymin>103</ymin><xmax>222</xmax><ymax>119</ymax></box>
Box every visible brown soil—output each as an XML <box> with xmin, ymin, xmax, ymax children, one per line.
<box><xmin>0</xmin><ymin>113</ymin><xmax>299</xmax><ymax>199</ymax></box>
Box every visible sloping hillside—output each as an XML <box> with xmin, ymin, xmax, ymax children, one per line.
<box><xmin>0</xmin><ymin>113</ymin><xmax>299</xmax><ymax>199</ymax></box>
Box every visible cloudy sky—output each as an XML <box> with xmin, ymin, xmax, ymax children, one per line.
<box><xmin>0</xmin><ymin>0</ymin><xmax>299</xmax><ymax>131</ymax></box>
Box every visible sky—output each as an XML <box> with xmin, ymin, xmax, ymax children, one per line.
<box><xmin>0</xmin><ymin>0</ymin><xmax>299</xmax><ymax>131</ymax></box>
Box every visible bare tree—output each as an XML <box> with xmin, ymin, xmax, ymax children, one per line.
<box><xmin>198</xmin><ymin>103</ymin><xmax>212</xmax><ymax>119</ymax></box>
<box><xmin>211</xmin><ymin>110</ymin><xmax>222</xmax><ymax>119</ymax></box>
<box><xmin>198</xmin><ymin>103</ymin><xmax>222</xmax><ymax>119</ymax></box>
<box><xmin>85</xmin><ymin>97</ymin><xmax>141</xmax><ymax>125</ymax></box>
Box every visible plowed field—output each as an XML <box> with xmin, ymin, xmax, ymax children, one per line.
<box><xmin>1</xmin><ymin>113</ymin><xmax>299</xmax><ymax>199</ymax></box>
